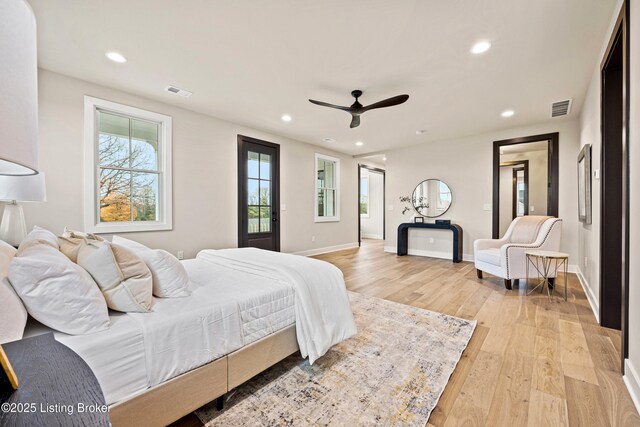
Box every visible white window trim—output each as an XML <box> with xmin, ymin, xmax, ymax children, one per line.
<box><xmin>314</xmin><ymin>153</ymin><xmax>340</xmax><ymax>223</ymax></box>
<box><xmin>83</xmin><ymin>96</ymin><xmax>173</xmax><ymax>233</ymax></box>
<box><xmin>360</xmin><ymin>175</ymin><xmax>370</xmax><ymax>218</ymax></box>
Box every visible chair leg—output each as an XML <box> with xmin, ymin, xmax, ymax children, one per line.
<box><xmin>216</xmin><ymin>395</ymin><xmax>224</xmax><ymax>411</ymax></box>
<box><xmin>548</xmin><ymin>277</ymin><xmax>555</xmax><ymax>290</ymax></box>
<box><xmin>513</xmin><ymin>279</ymin><xmax>520</xmax><ymax>287</ymax></box>
<box><xmin>504</xmin><ymin>279</ymin><xmax>512</xmax><ymax>290</ymax></box>
<box><xmin>476</xmin><ymin>269</ymin><xmax>483</xmax><ymax>279</ymax></box>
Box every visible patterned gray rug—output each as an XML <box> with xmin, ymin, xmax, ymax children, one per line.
<box><xmin>195</xmin><ymin>292</ymin><xmax>476</xmax><ymax>427</ymax></box>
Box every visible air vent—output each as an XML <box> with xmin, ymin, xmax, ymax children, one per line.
<box><xmin>165</xmin><ymin>85</ymin><xmax>193</xmax><ymax>98</ymax></box>
<box><xmin>550</xmin><ymin>99</ymin><xmax>572</xmax><ymax>118</ymax></box>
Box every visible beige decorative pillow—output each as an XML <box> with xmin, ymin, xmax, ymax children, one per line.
<box><xmin>58</xmin><ymin>229</ymin><xmax>104</xmax><ymax>263</ymax></box>
<box><xmin>77</xmin><ymin>240</ymin><xmax>153</xmax><ymax>313</ymax></box>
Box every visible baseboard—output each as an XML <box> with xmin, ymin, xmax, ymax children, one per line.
<box><xmin>576</xmin><ymin>267</ymin><xmax>600</xmax><ymax>323</ymax></box>
<box><xmin>361</xmin><ymin>233</ymin><xmax>383</xmax><ymax>240</ymax></box>
<box><xmin>293</xmin><ymin>242</ymin><xmax>359</xmax><ymax>257</ymax></box>
<box><xmin>624</xmin><ymin>359</ymin><xmax>640</xmax><ymax>414</ymax></box>
<box><xmin>383</xmin><ymin>245</ymin><xmax>474</xmax><ymax>262</ymax></box>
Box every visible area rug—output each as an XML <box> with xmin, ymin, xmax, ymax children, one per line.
<box><xmin>195</xmin><ymin>292</ymin><xmax>476</xmax><ymax>427</ymax></box>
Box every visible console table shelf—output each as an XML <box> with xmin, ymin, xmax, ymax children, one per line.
<box><xmin>397</xmin><ymin>222</ymin><xmax>463</xmax><ymax>263</ymax></box>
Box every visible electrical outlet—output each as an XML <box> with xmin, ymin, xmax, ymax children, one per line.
<box><xmin>281</xmin><ymin>203</ymin><xmax>287</xmax><ymax>211</ymax></box>
<box><xmin>483</xmin><ymin>204</ymin><xmax>491</xmax><ymax>211</ymax></box>
<box><xmin>311</xmin><ymin>236</ymin><xmax>316</xmax><ymax>242</ymax></box>
<box><xmin>429</xmin><ymin>237</ymin><xmax>435</xmax><ymax>243</ymax></box>
<box><xmin>530</xmin><ymin>206</ymin><xmax>535</xmax><ymax>212</ymax></box>
<box><xmin>388</xmin><ymin>205</ymin><xmax>394</xmax><ymax>211</ymax></box>
<box><xmin>177</xmin><ymin>251</ymin><xmax>184</xmax><ymax>260</ymax></box>
<box><xmin>584</xmin><ymin>257</ymin><xmax>588</xmax><ymax>267</ymax></box>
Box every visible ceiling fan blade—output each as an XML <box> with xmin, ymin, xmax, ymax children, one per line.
<box><xmin>362</xmin><ymin>94</ymin><xmax>409</xmax><ymax>112</ymax></box>
<box><xmin>309</xmin><ymin>99</ymin><xmax>352</xmax><ymax>112</ymax></box>
<box><xmin>350</xmin><ymin>115</ymin><xmax>361</xmax><ymax>128</ymax></box>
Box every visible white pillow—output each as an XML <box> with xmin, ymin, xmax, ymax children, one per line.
<box><xmin>112</xmin><ymin>236</ymin><xmax>190</xmax><ymax>298</ymax></box>
<box><xmin>8</xmin><ymin>243</ymin><xmax>110</xmax><ymax>335</ymax></box>
<box><xmin>77</xmin><ymin>240</ymin><xmax>153</xmax><ymax>312</ymax></box>
<box><xmin>17</xmin><ymin>226</ymin><xmax>59</xmax><ymax>253</ymax></box>
<box><xmin>0</xmin><ymin>240</ymin><xmax>27</xmax><ymax>344</ymax></box>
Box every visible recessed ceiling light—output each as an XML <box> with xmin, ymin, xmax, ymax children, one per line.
<box><xmin>105</xmin><ymin>51</ymin><xmax>127</xmax><ymax>63</ymax></box>
<box><xmin>281</xmin><ymin>114</ymin><xmax>292</xmax><ymax>122</ymax></box>
<box><xmin>382</xmin><ymin>156</ymin><xmax>387</xmax><ymax>161</ymax></box>
<box><xmin>322</xmin><ymin>137</ymin><xmax>336</xmax><ymax>143</ymax></box>
<box><xmin>470</xmin><ymin>41</ymin><xmax>491</xmax><ymax>55</ymax></box>
<box><xmin>501</xmin><ymin>110</ymin><xmax>515</xmax><ymax>118</ymax></box>
<box><xmin>355</xmin><ymin>141</ymin><xmax>364</xmax><ymax>146</ymax></box>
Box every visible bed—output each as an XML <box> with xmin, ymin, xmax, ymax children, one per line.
<box><xmin>23</xmin><ymin>247</ymin><xmax>356</xmax><ymax>427</ymax></box>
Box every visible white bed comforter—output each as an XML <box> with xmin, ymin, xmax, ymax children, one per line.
<box><xmin>197</xmin><ymin>248</ymin><xmax>357</xmax><ymax>364</ymax></box>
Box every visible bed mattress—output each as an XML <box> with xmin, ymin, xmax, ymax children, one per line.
<box><xmin>23</xmin><ymin>258</ymin><xmax>295</xmax><ymax>406</ymax></box>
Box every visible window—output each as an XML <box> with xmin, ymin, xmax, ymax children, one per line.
<box><xmin>437</xmin><ymin>181</ymin><xmax>452</xmax><ymax>210</ymax></box>
<box><xmin>360</xmin><ymin>176</ymin><xmax>369</xmax><ymax>217</ymax></box>
<box><xmin>83</xmin><ymin>97</ymin><xmax>172</xmax><ymax>233</ymax></box>
<box><xmin>315</xmin><ymin>153</ymin><xmax>340</xmax><ymax>222</ymax></box>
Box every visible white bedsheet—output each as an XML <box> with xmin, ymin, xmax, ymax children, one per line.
<box><xmin>197</xmin><ymin>248</ymin><xmax>357</xmax><ymax>364</ymax></box>
<box><xmin>24</xmin><ymin>258</ymin><xmax>296</xmax><ymax>406</ymax></box>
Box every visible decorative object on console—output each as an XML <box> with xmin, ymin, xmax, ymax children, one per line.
<box><xmin>577</xmin><ymin>144</ymin><xmax>592</xmax><ymax>224</ymax></box>
<box><xmin>435</xmin><ymin>219</ymin><xmax>451</xmax><ymax>225</ymax></box>
<box><xmin>474</xmin><ymin>216</ymin><xmax>562</xmax><ymax>290</ymax></box>
<box><xmin>414</xmin><ymin>216</ymin><xmax>424</xmax><ymax>223</ymax></box>
<box><xmin>0</xmin><ymin>0</ymin><xmax>40</xmax><ymax>176</ymax></box>
<box><xmin>0</xmin><ymin>173</ymin><xmax>46</xmax><ymax>246</ymax></box>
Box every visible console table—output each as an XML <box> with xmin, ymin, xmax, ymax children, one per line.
<box><xmin>397</xmin><ymin>222</ymin><xmax>463</xmax><ymax>263</ymax></box>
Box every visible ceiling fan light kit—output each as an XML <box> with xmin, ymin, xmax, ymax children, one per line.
<box><xmin>309</xmin><ymin>90</ymin><xmax>409</xmax><ymax>128</ymax></box>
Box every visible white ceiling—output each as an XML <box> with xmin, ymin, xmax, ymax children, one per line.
<box><xmin>28</xmin><ymin>0</ymin><xmax>616</xmax><ymax>156</ymax></box>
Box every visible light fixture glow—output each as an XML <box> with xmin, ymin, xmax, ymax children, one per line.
<box><xmin>281</xmin><ymin>114</ymin><xmax>292</xmax><ymax>122</ymax></box>
<box><xmin>415</xmin><ymin>129</ymin><xmax>426</xmax><ymax>135</ymax></box>
<box><xmin>322</xmin><ymin>137</ymin><xmax>336</xmax><ymax>143</ymax></box>
<box><xmin>382</xmin><ymin>157</ymin><xmax>387</xmax><ymax>161</ymax></box>
<box><xmin>501</xmin><ymin>110</ymin><xmax>515</xmax><ymax>118</ymax></box>
<box><xmin>470</xmin><ymin>41</ymin><xmax>491</xmax><ymax>54</ymax></box>
<box><xmin>355</xmin><ymin>141</ymin><xmax>364</xmax><ymax>146</ymax></box>
<box><xmin>106</xmin><ymin>51</ymin><xmax>127</xmax><ymax>63</ymax></box>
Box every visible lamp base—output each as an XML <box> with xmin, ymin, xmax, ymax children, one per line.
<box><xmin>0</xmin><ymin>203</ymin><xmax>27</xmax><ymax>247</ymax></box>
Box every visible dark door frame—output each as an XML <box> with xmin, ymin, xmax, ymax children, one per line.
<box><xmin>599</xmin><ymin>1</ymin><xmax>629</xmax><ymax>369</ymax></box>
<box><xmin>492</xmin><ymin>133</ymin><xmax>559</xmax><ymax>238</ymax></box>
<box><xmin>358</xmin><ymin>164</ymin><xmax>386</xmax><ymax>246</ymax></box>
<box><xmin>500</xmin><ymin>160</ymin><xmax>529</xmax><ymax>219</ymax></box>
<box><xmin>237</xmin><ymin>134</ymin><xmax>281</xmax><ymax>251</ymax></box>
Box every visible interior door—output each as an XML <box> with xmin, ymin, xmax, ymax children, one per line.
<box><xmin>237</xmin><ymin>135</ymin><xmax>280</xmax><ymax>251</ymax></box>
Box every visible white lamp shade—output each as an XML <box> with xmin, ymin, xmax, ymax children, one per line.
<box><xmin>0</xmin><ymin>172</ymin><xmax>46</xmax><ymax>202</ymax></box>
<box><xmin>0</xmin><ymin>0</ymin><xmax>39</xmax><ymax>176</ymax></box>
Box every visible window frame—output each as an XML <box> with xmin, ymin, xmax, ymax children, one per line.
<box><xmin>360</xmin><ymin>175</ymin><xmax>370</xmax><ymax>218</ymax></box>
<box><xmin>83</xmin><ymin>96</ymin><xmax>173</xmax><ymax>233</ymax></box>
<box><xmin>314</xmin><ymin>153</ymin><xmax>340</xmax><ymax>223</ymax></box>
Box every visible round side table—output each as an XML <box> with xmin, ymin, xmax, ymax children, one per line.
<box><xmin>525</xmin><ymin>250</ymin><xmax>569</xmax><ymax>301</ymax></box>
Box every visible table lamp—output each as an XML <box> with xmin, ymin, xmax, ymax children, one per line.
<box><xmin>0</xmin><ymin>0</ymin><xmax>39</xmax><ymax>176</ymax></box>
<box><xmin>0</xmin><ymin>173</ymin><xmax>46</xmax><ymax>246</ymax></box>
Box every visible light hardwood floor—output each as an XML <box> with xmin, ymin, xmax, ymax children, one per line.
<box><xmin>172</xmin><ymin>239</ymin><xmax>640</xmax><ymax>427</ymax></box>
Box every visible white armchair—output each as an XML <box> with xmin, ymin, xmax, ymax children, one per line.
<box><xmin>474</xmin><ymin>216</ymin><xmax>562</xmax><ymax>289</ymax></box>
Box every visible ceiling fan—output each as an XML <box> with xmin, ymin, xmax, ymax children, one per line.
<box><xmin>309</xmin><ymin>90</ymin><xmax>409</xmax><ymax>128</ymax></box>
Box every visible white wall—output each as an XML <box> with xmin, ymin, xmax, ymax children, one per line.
<box><xmin>577</xmin><ymin>0</ymin><xmax>624</xmax><ymax>320</ymax></box>
<box><xmin>384</xmin><ymin>119</ymin><xmax>580</xmax><ymax>265</ymax></box>
<box><xmin>625</xmin><ymin>0</ymin><xmax>640</xmax><ymax>410</ymax></box>
<box><xmin>361</xmin><ymin>168</ymin><xmax>384</xmax><ymax>239</ymax></box>
<box><xmin>14</xmin><ymin>70</ymin><xmax>358</xmax><ymax>258</ymax></box>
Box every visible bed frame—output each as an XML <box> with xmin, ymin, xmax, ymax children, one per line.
<box><xmin>108</xmin><ymin>324</ymin><xmax>299</xmax><ymax>427</ymax></box>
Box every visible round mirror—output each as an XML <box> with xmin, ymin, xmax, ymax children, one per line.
<box><xmin>412</xmin><ymin>179</ymin><xmax>452</xmax><ymax>218</ymax></box>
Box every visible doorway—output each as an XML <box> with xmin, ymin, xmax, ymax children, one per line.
<box><xmin>358</xmin><ymin>165</ymin><xmax>385</xmax><ymax>246</ymax></box>
<box><xmin>492</xmin><ymin>133</ymin><xmax>559</xmax><ymax>238</ymax></box>
<box><xmin>599</xmin><ymin>1</ymin><xmax>629</xmax><ymax>369</ymax></box>
<box><xmin>237</xmin><ymin>135</ymin><xmax>280</xmax><ymax>251</ymax></box>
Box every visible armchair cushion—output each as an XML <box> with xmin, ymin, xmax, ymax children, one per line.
<box><xmin>509</xmin><ymin>215</ymin><xmax>552</xmax><ymax>243</ymax></box>
<box><xmin>475</xmin><ymin>247</ymin><xmax>501</xmax><ymax>266</ymax></box>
